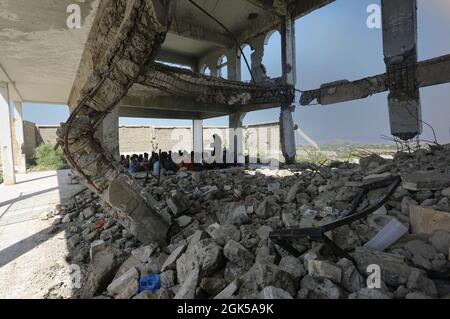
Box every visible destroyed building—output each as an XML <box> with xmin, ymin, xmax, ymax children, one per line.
<box><xmin>0</xmin><ymin>0</ymin><xmax>449</xmax><ymax>300</ymax></box>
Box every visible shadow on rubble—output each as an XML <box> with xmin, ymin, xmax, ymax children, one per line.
<box><xmin>62</xmin><ymin>152</ymin><xmax>450</xmax><ymax>299</ymax></box>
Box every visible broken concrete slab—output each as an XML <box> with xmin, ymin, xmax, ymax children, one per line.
<box><xmin>207</xmin><ymin>223</ymin><xmax>241</xmax><ymax>246</ymax></box>
<box><xmin>199</xmin><ymin>278</ymin><xmax>227</xmax><ymax>296</ymax></box>
<box><xmin>107</xmin><ymin>267</ymin><xmax>139</xmax><ymax>299</ymax></box>
<box><xmin>337</xmin><ymin>258</ymin><xmax>364</xmax><ymax>293</ymax></box>
<box><xmin>429</xmin><ymin>230</ymin><xmax>450</xmax><ymax>255</ymax></box>
<box><xmin>174</xmin><ymin>267</ymin><xmax>200</xmax><ymax>299</ymax></box>
<box><xmin>404</xmin><ymin>240</ymin><xmax>438</xmax><ymax>270</ymax></box>
<box><xmin>90</xmin><ymin>240</ymin><xmax>106</xmax><ymax>261</ymax></box>
<box><xmin>308</xmin><ymin>260</ymin><xmax>342</xmax><ymax>284</ymax></box>
<box><xmin>214</xmin><ymin>280</ymin><xmax>241</xmax><ymax>299</ymax></box>
<box><xmin>300</xmin><ymin>275</ymin><xmax>341</xmax><ymax>299</ymax></box>
<box><xmin>406</xmin><ymin>269</ymin><xmax>438</xmax><ymax>298</ymax></box>
<box><xmin>353</xmin><ymin>247</ymin><xmax>411</xmax><ymax>287</ymax></box>
<box><xmin>161</xmin><ymin>244</ymin><xmax>187</xmax><ymax>272</ymax></box>
<box><xmin>410</xmin><ymin>205</ymin><xmax>450</xmax><ymax>234</ymax></box>
<box><xmin>167</xmin><ymin>191</ymin><xmax>190</xmax><ymax>216</ymax></box>
<box><xmin>403</xmin><ymin>171</ymin><xmax>450</xmax><ymax>191</ymax></box>
<box><xmin>223</xmin><ymin>240</ymin><xmax>255</xmax><ymax>269</ymax></box>
<box><xmin>177</xmin><ymin>215</ymin><xmax>193</xmax><ymax>228</ymax></box>
<box><xmin>240</xmin><ymin>263</ymin><xmax>296</xmax><ymax>298</ymax></box>
<box><xmin>279</xmin><ymin>256</ymin><xmax>306</xmax><ymax>280</ymax></box>
<box><xmin>176</xmin><ymin>239</ymin><xmax>223</xmax><ymax>284</ymax></box>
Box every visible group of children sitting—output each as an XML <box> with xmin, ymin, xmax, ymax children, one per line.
<box><xmin>120</xmin><ymin>152</ymin><xmax>178</xmax><ymax>176</ymax></box>
<box><xmin>120</xmin><ymin>149</ymin><xmax>241</xmax><ymax>176</ymax></box>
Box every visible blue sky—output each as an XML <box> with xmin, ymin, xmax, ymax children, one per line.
<box><xmin>23</xmin><ymin>0</ymin><xmax>450</xmax><ymax>144</ymax></box>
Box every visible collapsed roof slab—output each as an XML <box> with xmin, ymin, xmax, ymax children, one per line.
<box><xmin>0</xmin><ymin>0</ymin><xmax>334</xmax><ymax>107</ymax></box>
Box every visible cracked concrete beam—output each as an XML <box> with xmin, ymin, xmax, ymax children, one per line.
<box><xmin>59</xmin><ymin>0</ymin><xmax>176</xmax><ymax>245</ymax></box>
<box><xmin>120</xmin><ymin>94</ymin><xmax>237</xmax><ymax>114</ymax></box>
<box><xmin>417</xmin><ymin>54</ymin><xmax>450</xmax><ymax>88</ymax></box>
<box><xmin>382</xmin><ymin>0</ymin><xmax>422</xmax><ymax>140</ymax></box>
<box><xmin>299</xmin><ymin>54</ymin><xmax>450</xmax><ymax>106</ymax></box>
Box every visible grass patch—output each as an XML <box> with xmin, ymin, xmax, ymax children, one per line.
<box><xmin>29</xmin><ymin>144</ymin><xmax>68</xmax><ymax>171</ymax></box>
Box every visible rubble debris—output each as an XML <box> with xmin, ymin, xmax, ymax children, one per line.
<box><xmin>52</xmin><ymin>144</ymin><xmax>450</xmax><ymax>299</ymax></box>
<box><xmin>403</xmin><ymin>171</ymin><xmax>450</xmax><ymax>191</ymax></box>
<box><xmin>353</xmin><ymin>247</ymin><xmax>411</xmax><ymax>287</ymax></box>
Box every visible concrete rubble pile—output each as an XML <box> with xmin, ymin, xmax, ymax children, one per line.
<box><xmin>49</xmin><ymin>144</ymin><xmax>450</xmax><ymax>299</ymax></box>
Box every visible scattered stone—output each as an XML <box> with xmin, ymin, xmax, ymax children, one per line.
<box><xmin>176</xmin><ymin>239</ymin><xmax>223</xmax><ymax>284</ymax></box>
<box><xmin>177</xmin><ymin>216</ymin><xmax>193</xmax><ymax>228</ymax></box>
<box><xmin>227</xmin><ymin>205</ymin><xmax>250</xmax><ymax>225</ymax></box>
<box><xmin>224</xmin><ymin>240</ymin><xmax>255</xmax><ymax>269</ymax></box>
<box><xmin>403</xmin><ymin>171</ymin><xmax>450</xmax><ymax>191</ymax></box>
<box><xmin>82</xmin><ymin>207</ymin><xmax>96</xmax><ymax>220</ymax></box>
<box><xmin>337</xmin><ymin>258</ymin><xmax>364</xmax><ymax>293</ymax></box>
<box><xmin>405</xmin><ymin>292</ymin><xmax>432</xmax><ymax>299</ymax></box>
<box><xmin>160</xmin><ymin>270</ymin><xmax>176</xmax><ymax>288</ymax></box>
<box><xmin>200</xmin><ymin>278</ymin><xmax>227</xmax><ymax>296</ymax></box>
<box><xmin>279</xmin><ymin>256</ymin><xmax>306</xmax><ymax>280</ymax></box>
<box><xmin>406</xmin><ymin>269</ymin><xmax>438</xmax><ymax>298</ymax></box>
<box><xmin>353</xmin><ymin>247</ymin><xmax>411</xmax><ymax>286</ymax></box>
<box><xmin>174</xmin><ymin>267</ymin><xmax>200</xmax><ymax>299</ymax></box>
<box><xmin>161</xmin><ymin>244</ymin><xmax>187</xmax><ymax>272</ymax></box>
<box><xmin>214</xmin><ymin>280</ymin><xmax>241</xmax><ymax>299</ymax></box>
<box><xmin>62</xmin><ymin>215</ymin><xmax>71</xmax><ymax>223</ymax></box>
<box><xmin>90</xmin><ymin>240</ymin><xmax>106</xmax><ymax>261</ymax></box>
<box><xmin>404</xmin><ymin>240</ymin><xmax>438</xmax><ymax>270</ymax></box>
<box><xmin>285</xmin><ymin>182</ymin><xmax>303</xmax><ymax>203</ymax></box>
<box><xmin>308</xmin><ymin>260</ymin><xmax>342</xmax><ymax>284</ymax></box>
<box><xmin>300</xmin><ymin>276</ymin><xmax>341</xmax><ymax>299</ymax></box>
<box><xmin>133</xmin><ymin>291</ymin><xmax>156</xmax><ymax>299</ymax></box>
<box><xmin>268</xmin><ymin>182</ymin><xmax>281</xmax><ymax>193</ymax></box>
<box><xmin>107</xmin><ymin>267</ymin><xmax>139</xmax><ymax>299</ymax></box>
<box><xmin>240</xmin><ymin>263</ymin><xmax>296</xmax><ymax>298</ymax></box>
<box><xmin>429</xmin><ymin>230</ymin><xmax>450</xmax><ymax>255</ymax></box>
<box><xmin>258</xmin><ymin>286</ymin><xmax>293</xmax><ymax>299</ymax></box>
<box><xmin>167</xmin><ymin>191</ymin><xmax>189</xmax><ymax>216</ymax></box>
<box><xmin>348</xmin><ymin>288</ymin><xmax>391</xmax><ymax>299</ymax></box>
<box><xmin>207</xmin><ymin>223</ymin><xmax>241</xmax><ymax>246</ymax></box>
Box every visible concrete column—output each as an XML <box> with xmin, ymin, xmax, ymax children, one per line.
<box><xmin>249</xmin><ymin>35</ymin><xmax>267</xmax><ymax>83</ymax></box>
<box><xmin>228</xmin><ymin>50</ymin><xmax>246</xmax><ymax>165</ymax></box>
<box><xmin>193</xmin><ymin>119</ymin><xmax>203</xmax><ymax>164</ymax></box>
<box><xmin>0</xmin><ymin>82</ymin><xmax>16</xmax><ymax>185</ymax></box>
<box><xmin>13</xmin><ymin>101</ymin><xmax>27</xmax><ymax>173</ymax></box>
<box><xmin>102</xmin><ymin>107</ymin><xmax>120</xmax><ymax>162</ymax></box>
<box><xmin>382</xmin><ymin>0</ymin><xmax>422</xmax><ymax>140</ymax></box>
<box><xmin>229</xmin><ymin>112</ymin><xmax>246</xmax><ymax>165</ymax></box>
<box><xmin>280</xmin><ymin>13</ymin><xmax>297</xmax><ymax>164</ymax></box>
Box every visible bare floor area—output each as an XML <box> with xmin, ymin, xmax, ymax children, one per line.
<box><xmin>0</xmin><ymin>170</ymin><xmax>85</xmax><ymax>299</ymax></box>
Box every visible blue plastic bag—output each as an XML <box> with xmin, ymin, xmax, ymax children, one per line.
<box><xmin>139</xmin><ymin>275</ymin><xmax>161</xmax><ymax>293</ymax></box>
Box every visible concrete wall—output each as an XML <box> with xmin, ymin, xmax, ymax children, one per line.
<box><xmin>13</xmin><ymin>122</ymin><xmax>281</xmax><ymax>160</ymax></box>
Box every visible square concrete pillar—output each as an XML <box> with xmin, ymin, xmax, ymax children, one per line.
<box><xmin>228</xmin><ymin>51</ymin><xmax>246</xmax><ymax>165</ymax></box>
<box><xmin>193</xmin><ymin>120</ymin><xmax>203</xmax><ymax>164</ymax></box>
<box><xmin>13</xmin><ymin>101</ymin><xmax>27</xmax><ymax>173</ymax></box>
<box><xmin>229</xmin><ymin>112</ymin><xmax>245</xmax><ymax>165</ymax></box>
<box><xmin>96</xmin><ymin>108</ymin><xmax>120</xmax><ymax>162</ymax></box>
<box><xmin>280</xmin><ymin>13</ymin><xmax>297</xmax><ymax>164</ymax></box>
<box><xmin>0</xmin><ymin>82</ymin><xmax>16</xmax><ymax>185</ymax></box>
